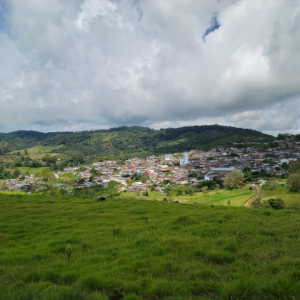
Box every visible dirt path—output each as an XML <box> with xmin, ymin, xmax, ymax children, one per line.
<box><xmin>244</xmin><ymin>195</ymin><xmax>257</xmax><ymax>207</ymax></box>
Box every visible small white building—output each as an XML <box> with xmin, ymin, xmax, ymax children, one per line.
<box><xmin>164</xmin><ymin>154</ymin><xmax>174</xmax><ymax>161</ymax></box>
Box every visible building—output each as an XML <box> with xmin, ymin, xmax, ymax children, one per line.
<box><xmin>180</xmin><ymin>151</ymin><xmax>189</xmax><ymax>166</ymax></box>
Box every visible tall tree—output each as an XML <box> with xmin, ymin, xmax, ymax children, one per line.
<box><xmin>224</xmin><ymin>169</ymin><xmax>244</xmax><ymax>190</ymax></box>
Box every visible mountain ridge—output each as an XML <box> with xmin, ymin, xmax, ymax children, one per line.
<box><xmin>0</xmin><ymin>125</ymin><xmax>274</xmax><ymax>158</ymax></box>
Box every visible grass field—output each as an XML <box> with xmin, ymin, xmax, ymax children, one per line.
<box><xmin>12</xmin><ymin>145</ymin><xmax>63</xmax><ymax>155</ymax></box>
<box><xmin>16</xmin><ymin>167</ymin><xmax>50</xmax><ymax>176</ymax></box>
<box><xmin>1</xmin><ymin>193</ymin><xmax>300</xmax><ymax>299</ymax></box>
<box><xmin>262</xmin><ymin>185</ymin><xmax>300</xmax><ymax>206</ymax></box>
<box><xmin>119</xmin><ymin>188</ymin><xmax>254</xmax><ymax>207</ymax></box>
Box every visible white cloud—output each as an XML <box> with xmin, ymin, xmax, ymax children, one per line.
<box><xmin>0</xmin><ymin>0</ymin><xmax>300</xmax><ymax>134</ymax></box>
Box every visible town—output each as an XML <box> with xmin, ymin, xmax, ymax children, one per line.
<box><xmin>1</xmin><ymin>137</ymin><xmax>298</xmax><ymax>193</ymax></box>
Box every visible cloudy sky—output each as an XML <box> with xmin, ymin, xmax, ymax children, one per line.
<box><xmin>0</xmin><ymin>0</ymin><xmax>300</xmax><ymax>135</ymax></box>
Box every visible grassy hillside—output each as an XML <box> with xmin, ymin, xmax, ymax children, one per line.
<box><xmin>0</xmin><ymin>125</ymin><xmax>273</xmax><ymax>159</ymax></box>
<box><xmin>17</xmin><ymin>166</ymin><xmax>50</xmax><ymax>175</ymax></box>
<box><xmin>120</xmin><ymin>188</ymin><xmax>253</xmax><ymax>207</ymax></box>
<box><xmin>40</xmin><ymin>125</ymin><xmax>273</xmax><ymax>158</ymax></box>
<box><xmin>0</xmin><ymin>131</ymin><xmax>65</xmax><ymax>153</ymax></box>
<box><xmin>11</xmin><ymin>145</ymin><xmax>64</xmax><ymax>155</ymax></box>
<box><xmin>262</xmin><ymin>185</ymin><xmax>300</xmax><ymax>207</ymax></box>
<box><xmin>1</xmin><ymin>193</ymin><xmax>300</xmax><ymax>299</ymax></box>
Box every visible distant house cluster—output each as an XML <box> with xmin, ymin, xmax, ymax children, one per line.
<box><xmin>2</xmin><ymin>137</ymin><xmax>298</xmax><ymax>192</ymax></box>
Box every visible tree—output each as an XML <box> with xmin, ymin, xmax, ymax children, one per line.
<box><xmin>24</xmin><ymin>149</ymin><xmax>28</xmax><ymax>155</ymax></box>
<box><xmin>78</xmin><ymin>178</ymin><xmax>85</xmax><ymax>184</ymax></box>
<box><xmin>13</xmin><ymin>169</ymin><xmax>21</xmax><ymax>178</ymax></box>
<box><xmin>30</xmin><ymin>160</ymin><xmax>42</xmax><ymax>168</ymax></box>
<box><xmin>14</xmin><ymin>160</ymin><xmax>22</xmax><ymax>168</ymax></box>
<box><xmin>224</xmin><ymin>169</ymin><xmax>244</xmax><ymax>190</ymax></box>
<box><xmin>244</xmin><ymin>172</ymin><xmax>253</xmax><ymax>182</ymax></box>
<box><xmin>198</xmin><ymin>180</ymin><xmax>215</xmax><ymax>190</ymax></box>
<box><xmin>176</xmin><ymin>189</ymin><xmax>183</xmax><ymax>196</ymax></box>
<box><xmin>23</xmin><ymin>156</ymin><xmax>31</xmax><ymax>167</ymax></box>
<box><xmin>288</xmin><ymin>173</ymin><xmax>300</xmax><ymax>191</ymax></box>
<box><xmin>41</xmin><ymin>169</ymin><xmax>55</xmax><ymax>181</ymax></box>
<box><xmin>150</xmin><ymin>184</ymin><xmax>157</xmax><ymax>191</ymax></box>
<box><xmin>288</xmin><ymin>161</ymin><xmax>300</xmax><ymax>174</ymax></box>
<box><xmin>42</xmin><ymin>155</ymin><xmax>58</xmax><ymax>166</ymax></box>
<box><xmin>202</xmin><ymin>186</ymin><xmax>209</xmax><ymax>196</ymax></box>
<box><xmin>91</xmin><ymin>168</ymin><xmax>100</xmax><ymax>176</ymax></box>
<box><xmin>277</xmin><ymin>133</ymin><xmax>290</xmax><ymax>140</ymax></box>
<box><xmin>185</xmin><ymin>187</ymin><xmax>195</xmax><ymax>195</ymax></box>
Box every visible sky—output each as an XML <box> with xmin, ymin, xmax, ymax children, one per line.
<box><xmin>0</xmin><ymin>0</ymin><xmax>300</xmax><ymax>135</ymax></box>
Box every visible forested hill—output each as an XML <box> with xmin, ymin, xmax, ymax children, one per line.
<box><xmin>0</xmin><ymin>125</ymin><xmax>273</xmax><ymax>158</ymax></box>
<box><xmin>0</xmin><ymin>130</ymin><xmax>66</xmax><ymax>153</ymax></box>
<box><xmin>40</xmin><ymin>125</ymin><xmax>273</xmax><ymax>158</ymax></box>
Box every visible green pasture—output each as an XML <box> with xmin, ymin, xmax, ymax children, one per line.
<box><xmin>120</xmin><ymin>188</ymin><xmax>254</xmax><ymax>207</ymax></box>
<box><xmin>17</xmin><ymin>167</ymin><xmax>50</xmax><ymax>175</ymax></box>
<box><xmin>13</xmin><ymin>145</ymin><xmax>62</xmax><ymax>155</ymax></box>
<box><xmin>262</xmin><ymin>184</ymin><xmax>300</xmax><ymax>206</ymax></box>
<box><xmin>1</xmin><ymin>193</ymin><xmax>300</xmax><ymax>299</ymax></box>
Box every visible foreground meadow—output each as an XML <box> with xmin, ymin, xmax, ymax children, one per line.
<box><xmin>119</xmin><ymin>188</ymin><xmax>253</xmax><ymax>206</ymax></box>
<box><xmin>1</xmin><ymin>193</ymin><xmax>300</xmax><ymax>299</ymax></box>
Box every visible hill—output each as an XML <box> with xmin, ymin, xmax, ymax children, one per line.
<box><xmin>0</xmin><ymin>125</ymin><xmax>274</xmax><ymax>159</ymax></box>
<box><xmin>0</xmin><ymin>130</ymin><xmax>66</xmax><ymax>154</ymax></box>
<box><xmin>41</xmin><ymin>125</ymin><xmax>273</xmax><ymax>158</ymax></box>
<box><xmin>1</xmin><ymin>193</ymin><xmax>300</xmax><ymax>299</ymax></box>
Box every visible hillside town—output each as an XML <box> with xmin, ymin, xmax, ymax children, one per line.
<box><xmin>1</xmin><ymin>138</ymin><xmax>299</xmax><ymax>192</ymax></box>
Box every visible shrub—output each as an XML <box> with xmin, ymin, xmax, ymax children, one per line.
<box><xmin>267</xmin><ymin>198</ymin><xmax>285</xmax><ymax>210</ymax></box>
<box><xmin>251</xmin><ymin>198</ymin><xmax>262</xmax><ymax>208</ymax></box>
<box><xmin>176</xmin><ymin>189</ymin><xmax>183</xmax><ymax>195</ymax></box>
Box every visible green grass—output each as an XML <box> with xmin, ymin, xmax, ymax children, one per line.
<box><xmin>1</xmin><ymin>193</ymin><xmax>300</xmax><ymax>299</ymax></box>
<box><xmin>17</xmin><ymin>167</ymin><xmax>50</xmax><ymax>175</ymax></box>
<box><xmin>12</xmin><ymin>145</ymin><xmax>63</xmax><ymax>155</ymax></box>
<box><xmin>262</xmin><ymin>185</ymin><xmax>300</xmax><ymax>206</ymax></box>
<box><xmin>120</xmin><ymin>188</ymin><xmax>253</xmax><ymax>206</ymax></box>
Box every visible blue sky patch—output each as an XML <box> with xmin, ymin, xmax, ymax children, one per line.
<box><xmin>0</xmin><ymin>0</ymin><xmax>11</xmax><ymax>34</ymax></box>
<box><xmin>203</xmin><ymin>15</ymin><xmax>220</xmax><ymax>41</ymax></box>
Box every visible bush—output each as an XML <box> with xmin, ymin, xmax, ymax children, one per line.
<box><xmin>176</xmin><ymin>189</ymin><xmax>183</xmax><ymax>196</ymax></box>
<box><xmin>267</xmin><ymin>198</ymin><xmax>285</xmax><ymax>210</ymax></box>
<box><xmin>185</xmin><ymin>187</ymin><xmax>195</xmax><ymax>195</ymax></box>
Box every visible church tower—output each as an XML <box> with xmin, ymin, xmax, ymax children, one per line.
<box><xmin>185</xmin><ymin>150</ymin><xmax>189</xmax><ymax>162</ymax></box>
<box><xmin>180</xmin><ymin>150</ymin><xmax>189</xmax><ymax>166</ymax></box>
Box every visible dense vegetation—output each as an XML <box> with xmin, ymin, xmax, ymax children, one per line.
<box><xmin>1</xmin><ymin>193</ymin><xmax>300</xmax><ymax>300</ymax></box>
<box><xmin>0</xmin><ymin>125</ymin><xmax>273</xmax><ymax>159</ymax></box>
<box><xmin>22</xmin><ymin>125</ymin><xmax>274</xmax><ymax>158</ymax></box>
<box><xmin>0</xmin><ymin>131</ymin><xmax>64</xmax><ymax>154</ymax></box>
